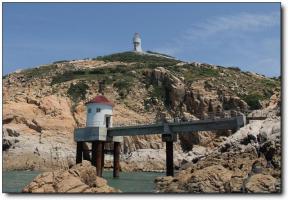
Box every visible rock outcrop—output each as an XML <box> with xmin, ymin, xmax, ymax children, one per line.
<box><xmin>155</xmin><ymin>115</ymin><xmax>281</xmax><ymax>193</ymax></box>
<box><xmin>22</xmin><ymin>160</ymin><xmax>120</xmax><ymax>193</ymax></box>
<box><xmin>3</xmin><ymin>95</ymin><xmax>76</xmax><ymax>171</ymax></box>
<box><xmin>245</xmin><ymin>174</ymin><xmax>277</xmax><ymax>193</ymax></box>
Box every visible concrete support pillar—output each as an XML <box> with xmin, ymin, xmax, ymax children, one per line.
<box><xmin>113</xmin><ymin>142</ymin><xmax>121</xmax><ymax>178</ymax></box>
<box><xmin>95</xmin><ymin>141</ymin><xmax>103</xmax><ymax>177</ymax></box>
<box><xmin>166</xmin><ymin>141</ymin><xmax>174</xmax><ymax>176</ymax></box>
<box><xmin>91</xmin><ymin>141</ymin><xmax>97</xmax><ymax>167</ymax></box>
<box><xmin>76</xmin><ymin>142</ymin><xmax>83</xmax><ymax>164</ymax></box>
<box><xmin>83</xmin><ymin>142</ymin><xmax>91</xmax><ymax>161</ymax></box>
<box><xmin>101</xmin><ymin>142</ymin><xmax>105</xmax><ymax>172</ymax></box>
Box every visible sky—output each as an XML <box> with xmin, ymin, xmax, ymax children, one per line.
<box><xmin>3</xmin><ymin>3</ymin><xmax>281</xmax><ymax>77</ymax></box>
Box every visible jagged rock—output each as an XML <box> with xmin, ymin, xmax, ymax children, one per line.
<box><xmin>3</xmin><ymin>127</ymin><xmax>21</xmax><ymax>151</ymax></box>
<box><xmin>121</xmin><ymin>148</ymin><xmax>187</xmax><ymax>172</ymax></box>
<box><xmin>222</xmin><ymin>96</ymin><xmax>248</xmax><ymax>112</ymax></box>
<box><xmin>155</xmin><ymin>116</ymin><xmax>281</xmax><ymax>193</ymax></box>
<box><xmin>263</xmin><ymin>91</ymin><xmax>280</xmax><ymax>110</ymax></box>
<box><xmin>179</xmin><ymin>131</ymin><xmax>216</xmax><ymax>152</ymax></box>
<box><xmin>156</xmin><ymin>165</ymin><xmax>233</xmax><ymax>193</ymax></box>
<box><xmin>147</xmin><ymin>67</ymin><xmax>185</xmax><ymax>109</ymax></box>
<box><xmin>229</xmin><ymin>176</ymin><xmax>244</xmax><ymax>192</ymax></box>
<box><xmin>22</xmin><ymin>161</ymin><xmax>120</xmax><ymax>193</ymax></box>
<box><xmin>184</xmin><ymin>165</ymin><xmax>233</xmax><ymax>193</ymax></box>
<box><xmin>3</xmin><ymin>139</ymin><xmax>12</xmax><ymax>151</ymax></box>
<box><xmin>5</xmin><ymin>127</ymin><xmax>20</xmax><ymax>137</ymax></box>
<box><xmin>245</xmin><ymin>174</ymin><xmax>276</xmax><ymax>193</ymax></box>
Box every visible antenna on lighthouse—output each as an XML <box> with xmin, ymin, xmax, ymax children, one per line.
<box><xmin>133</xmin><ymin>33</ymin><xmax>142</xmax><ymax>52</ymax></box>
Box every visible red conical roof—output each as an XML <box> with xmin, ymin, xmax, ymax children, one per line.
<box><xmin>85</xmin><ymin>95</ymin><xmax>114</xmax><ymax>107</ymax></box>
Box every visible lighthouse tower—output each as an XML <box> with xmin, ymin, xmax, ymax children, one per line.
<box><xmin>85</xmin><ymin>95</ymin><xmax>113</xmax><ymax>128</ymax></box>
<box><xmin>133</xmin><ymin>33</ymin><xmax>142</xmax><ymax>52</ymax></box>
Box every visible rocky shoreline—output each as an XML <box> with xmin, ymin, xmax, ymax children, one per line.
<box><xmin>155</xmin><ymin>116</ymin><xmax>281</xmax><ymax>193</ymax></box>
<box><xmin>22</xmin><ymin>160</ymin><xmax>121</xmax><ymax>193</ymax></box>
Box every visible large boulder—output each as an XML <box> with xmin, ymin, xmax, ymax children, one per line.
<box><xmin>155</xmin><ymin>165</ymin><xmax>233</xmax><ymax>193</ymax></box>
<box><xmin>245</xmin><ymin>174</ymin><xmax>277</xmax><ymax>193</ymax></box>
<box><xmin>184</xmin><ymin>165</ymin><xmax>233</xmax><ymax>193</ymax></box>
<box><xmin>22</xmin><ymin>161</ymin><xmax>120</xmax><ymax>193</ymax></box>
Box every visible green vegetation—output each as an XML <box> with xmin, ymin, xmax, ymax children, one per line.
<box><xmin>183</xmin><ymin>66</ymin><xmax>220</xmax><ymax>83</ymax></box>
<box><xmin>67</xmin><ymin>81</ymin><xmax>89</xmax><ymax>103</ymax></box>
<box><xmin>51</xmin><ymin>71</ymin><xmax>75</xmax><ymax>85</ymax></box>
<box><xmin>50</xmin><ymin>64</ymin><xmax>140</xmax><ymax>85</ymax></box>
<box><xmin>50</xmin><ymin>63</ymin><xmax>139</xmax><ymax>99</ymax></box>
<box><xmin>53</xmin><ymin>60</ymin><xmax>69</xmax><ymax>64</ymax></box>
<box><xmin>146</xmin><ymin>50</ymin><xmax>174</xmax><ymax>58</ymax></box>
<box><xmin>151</xmin><ymin>85</ymin><xmax>166</xmax><ymax>101</ymax></box>
<box><xmin>261</xmin><ymin>78</ymin><xmax>279</xmax><ymax>88</ymax></box>
<box><xmin>24</xmin><ymin>52</ymin><xmax>278</xmax><ymax>107</ymax></box>
<box><xmin>113</xmin><ymin>76</ymin><xmax>135</xmax><ymax>99</ymax></box>
<box><xmin>89</xmin><ymin>65</ymin><xmax>128</xmax><ymax>74</ymax></box>
<box><xmin>94</xmin><ymin>51</ymin><xmax>179</xmax><ymax>67</ymax></box>
<box><xmin>227</xmin><ymin>66</ymin><xmax>241</xmax><ymax>72</ymax></box>
<box><xmin>241</xmin><ymin>94</ymin><xmax>263</xmax><ymax>110</ymax></box>
<box><xmin>22</xmin><ymin>64</ymin><xmax>58</xmax><ymax>79</ymax></box>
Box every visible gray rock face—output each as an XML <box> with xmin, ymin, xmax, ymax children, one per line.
<box><xmin>3</xmin><ymin>124</ymin><xmax>76</xmax><ymax>171</ymax></box>
<box><xmin>3</xmin><ymin>127</ymin><xmax>20</xmax><ymax>151</ymax></box>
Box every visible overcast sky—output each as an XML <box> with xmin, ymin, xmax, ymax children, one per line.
<box><xmin>3</xmin><ymin>3</ymin><xmax>281</xmax><ymax>77</ymax></box>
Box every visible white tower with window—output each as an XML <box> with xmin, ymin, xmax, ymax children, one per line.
<box><xmin>133</xmin><ymin>33</ymin><xmax>142</xmax><ymax>52</ymax></box>
<box><xmin>85</xmin><ymin>95</ymin><xmax>113</xmax><ymax>128</ymax></box>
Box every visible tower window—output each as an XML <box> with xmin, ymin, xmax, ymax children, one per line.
<box><xmin>88</xmin><ymin>108</ymin><xmax>91</xmax><ymax>113</ymax></box>
<box><xmin>96</xmin><ymin>108</ymin><xmax>101</xmax><ymax>112</ymax></box>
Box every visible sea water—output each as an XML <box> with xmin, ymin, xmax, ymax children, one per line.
<box><xmin>2</xmin><ymin>171</ymin><xmax>164</xmax><ymax>193</ymax></box>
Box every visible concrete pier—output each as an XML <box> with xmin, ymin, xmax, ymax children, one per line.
<box><xmin>95</xmin><ymin>141</ymin><xmax>103</xmax><ymax>177</ymax></box>
<box><xmin>76</xmin><ymin>142</ymin><xmax>83</xmax><ymax>164</ymax></box>
<box><xmin>166</xmin><ymin>141</ymin><xmax>174</xmax><ymax>176</ymax></box>
<box><xmin>91</xmin><ymin>141</ymin><xmax>97</xmax><ymax>167</ymax></box>
<box><xmin>74</xmin><ymin>114</ymin><xmax>246</xmax><ymax>177</ymax></box>
<box><xmin>113</xmin><ymin>142</ymin><xmax>121</xmax><ymax>178</ymax></box>
<box><xmin>102</xmin><ymin>143</ymin><xmax>105</xmax><ymax>172</ymax></box>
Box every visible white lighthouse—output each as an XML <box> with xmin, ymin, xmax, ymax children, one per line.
<box><xmin>133</xmin><ymin>33</ymin><xmax>142</xmax><ymax>52</ymax></box>
<box><xmin>85</xmin><ymin>95</ymin><xmax>113</xmax><ymax>128</ymax></box>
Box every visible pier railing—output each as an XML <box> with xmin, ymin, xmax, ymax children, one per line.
<box><xmin>112</xmin><ymin>110</ymin><xmax>244</xmax><ymax>128</ymax></box>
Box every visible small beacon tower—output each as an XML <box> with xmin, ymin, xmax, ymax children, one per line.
<box><xmin>74</xmin><ymin>95</ymin><xmax>122</xmax><ymax>178</ymax></box>
<box><xmin>133</xmin><ymin>33</ymin><xmax>142</xmax><ymax>52</ymax></box>
<box><xmin>86</xmin><ymin>95</ymin><xmax>113</xmax><ymax>128</ymax></box>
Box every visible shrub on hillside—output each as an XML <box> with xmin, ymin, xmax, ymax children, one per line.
<box><xmin>146</xmin><ymin>50</ymin><xmax>174</xmax><ymax>58</ymax></box>
<box><xmin>23</xmin><ymin>64</ymin><xmax>57</xmax><ymax>79</ymax></box>
<box><xmin>113</xmin><ymin>76</ymin><xmax>134</xmax><ymax>98</ymax></box>
<box><xmin>53</xmin><ymin>60</ymin><xmax>69</xmax><ymax>64</ymax></box>
<box><xmin>227</xmin><ymin>66</ymin><xmax>241</xmax><ymax>72</ymax></box>
<box><xmin>67</xmin><ymin>81</ymin><xmax>89</xmax><ymax>103</ymax></box>
<box><xmin>51</xmin><ymin>71</ymin><xmax>75</xmax><ymax>85</ymax></box>
<box><xmin>94</xmin><ymin>52</ymin><xmax>179</xmax><ymax>67</ymax></box>
<box><xmin>242</xmin><ymin>94</ymin><xmax>263</xmax><ymax>110</ymax></box>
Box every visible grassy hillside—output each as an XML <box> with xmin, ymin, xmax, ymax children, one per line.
<box><xmin>7</xmin><ymin>51</ymin><xmax>280</xmax><ymax>110</ymax></box>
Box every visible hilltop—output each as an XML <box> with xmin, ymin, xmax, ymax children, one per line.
<box><xmin>3</xmin><ymin>51</ymin><xmax>281</xmax><ymax>173</ymax></box>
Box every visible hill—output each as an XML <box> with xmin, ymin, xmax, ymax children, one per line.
<box><xmin>3</xmin><ymin>51</ymin><xmax>280</xmax><ymax>172</ymax></box>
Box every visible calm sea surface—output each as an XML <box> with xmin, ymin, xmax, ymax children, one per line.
<box><xmin>2</xmin><ymin>171</ymin><xmax>164</xmax><ymax>193</ymax></box>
